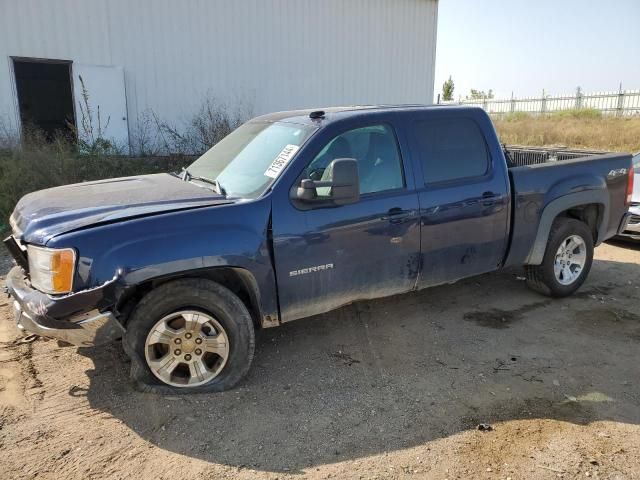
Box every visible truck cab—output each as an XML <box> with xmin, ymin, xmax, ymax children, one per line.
<box><xmin>270</xmin><ymin>107</ymin><xmax>510</xmax><ymax>321</ymax></box>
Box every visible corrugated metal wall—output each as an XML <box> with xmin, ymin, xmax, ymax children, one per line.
<box><xmin>0</xmin><ymin>0</ymin><xmax>438</xmax><ymax>137</ymax></box>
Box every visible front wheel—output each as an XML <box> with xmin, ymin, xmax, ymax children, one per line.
<box><xmin>123</xmin><ymin>278</ymin><xmax>255</xmax><ymax>393</ymax></box>
<box><xmin>525</xmin><ymin>218</ymin><xmax>594</xmax><ymax>297</ymax></box>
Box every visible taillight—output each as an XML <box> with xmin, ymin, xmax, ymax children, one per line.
<box><xmin>626</xmin><ymin>166</ymin><xmax>634</xmax><ymax>206</ymax></box>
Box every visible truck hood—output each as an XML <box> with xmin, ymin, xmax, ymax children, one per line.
<box><xmin>11</xmin><ymin>173</ymin><xmax>232</xmax><ymax>245</ymax></box>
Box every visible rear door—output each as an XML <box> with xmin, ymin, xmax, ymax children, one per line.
<box><xmin>271</xmin><ymin>118</ymin><xmax>421</xmax><ymax>322</ymax></box>
<box><xmin>408</xmin><ymin>111</ymin><xmax>510</xmax><ymax>287</ymax></box>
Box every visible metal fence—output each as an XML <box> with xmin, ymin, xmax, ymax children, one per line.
<box><xmin>441</xmin><ymin>88</ymin><xmax>640</xmax><ymax>117</ymax></box>
<box><xmin>504</xmin><ymin>145</ymin><xmax>605</xmax><ymax>167</ymax></box>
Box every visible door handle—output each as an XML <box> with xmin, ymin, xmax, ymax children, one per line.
<box><xmin>382</xmin><ymin>208</ymin><xmax>415</xmax><ymax>224</ymax></box>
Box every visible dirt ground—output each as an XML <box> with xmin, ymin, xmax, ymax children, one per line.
<box><xmin>0</xmin><ymin>241</ymin><xmax>639</xmax><ymax>480</ymax></box>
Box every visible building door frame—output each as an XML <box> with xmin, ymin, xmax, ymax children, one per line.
<box><xmin>11</xmin><ymin>56</ymin><xmax>76</xmax><ymax>142</ymax></box>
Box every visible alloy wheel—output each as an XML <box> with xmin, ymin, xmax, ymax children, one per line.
<box><xmin>144</xmin><ymin>310</ymin><xmax>229</xmax><ymax>387</ymax></box>
<box><xmin>553</xmin><ymin>235</ymin><xmax>587</xmax><ymax>285</ymax></box>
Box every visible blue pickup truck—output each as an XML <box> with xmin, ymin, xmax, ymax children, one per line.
<box><xmin>4</xmin><ymin>106</ymin><xmax>635</xmax><ymax>392</ymax></box>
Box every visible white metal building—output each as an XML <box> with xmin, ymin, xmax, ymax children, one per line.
<box><xmin>0</xmin><ymin>0</ymin><xmax>438</xmax><ymax>149</ymax></box>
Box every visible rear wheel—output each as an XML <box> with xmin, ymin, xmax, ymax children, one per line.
<box><xmin>123</xmin><ymin>278</ymin><xmax>255</xmax><ymax>393</ymax></box>
<box><xmin>525</xmin><ymin>218</ymin><xmax>594</xmax><ymax>297</ymax></box>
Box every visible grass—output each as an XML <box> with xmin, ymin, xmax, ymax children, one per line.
<box><xmin>493</xmin><ymin>110</ymin><xmax>640</xmax><ymax>153</ymax></box>
<box><xmin>0</xmin><ymin>95</ymin><xmax>249</xmax><ymax>232</ymax></box>
<box><xmin>0</xmin><ymin>134</ymin><xmax>191</xmax><ymax>232</ymax></box>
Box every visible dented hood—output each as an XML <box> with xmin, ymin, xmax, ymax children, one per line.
<box><xmin>11</xmin><ymin>173</ymin><xmax>232</xmax><ymax>245</ymax></box>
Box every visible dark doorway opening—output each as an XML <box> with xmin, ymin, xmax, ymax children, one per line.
<box><xmin>13</xmin><ymin>58</ymin><xmax>75</xmax><ymax>140</ymax></box>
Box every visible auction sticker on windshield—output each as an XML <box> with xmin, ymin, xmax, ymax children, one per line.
<box><xmin>264</xmin><ymin>144</ymin><xmax>300</xmax><ymax>178</ymax></box>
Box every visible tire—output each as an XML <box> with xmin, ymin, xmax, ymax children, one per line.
<box><xmin>525</xmin><ymin>218</ymin><xmax>594</xmax><ymax>297</ymax></box>
<box><xmin>123</xmin><ymin>278</ymin><xmax>255</xmax><ymax>394</ymax></box>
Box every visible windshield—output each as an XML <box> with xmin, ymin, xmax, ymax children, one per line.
<box><xmin>186</xmin><ymin>121</ymin><xmax>316</xmax><ymax>199</ymax></box>
<box><xmin>633</xmin><ymin>153</ymin><xmax>640</xmax><ymax>168</ymax></box>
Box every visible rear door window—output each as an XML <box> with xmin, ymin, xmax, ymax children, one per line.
<box><xmin>413</xmin><ymin>117</ymin><xmax>490</xmax><ymax>185</ymax></box>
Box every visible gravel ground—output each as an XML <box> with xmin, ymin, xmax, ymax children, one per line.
<box><xmin>0</xmin><ymin>241</ymin><xmax>639</xmax><ymax>479</ymax></box>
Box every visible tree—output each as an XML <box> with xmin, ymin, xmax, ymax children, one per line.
<box><xmin>442</xmin><ymin>76</ymin><xmax>455</xmax><ymax>101</ymax></box>
<box><xmin>466</xmin><ymin>89</ymin><xmax>494</xmax><ymax>100</ymax></box>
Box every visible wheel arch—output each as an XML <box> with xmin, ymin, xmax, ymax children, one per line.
<box><xmin>525</xmin><ymin>190</ymin><xmax>609</xmax><ymax>265</ymax></box>
<box><xmin>116</xmin><ymin>267</ymin><xmax>275</xmax><ymax>330</ymax></box>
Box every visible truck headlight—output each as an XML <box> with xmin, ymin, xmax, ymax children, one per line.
<box><xmin>27</xmin><ymin>245</ymin><xmax>76</xmax><ymax>294</ymax></box>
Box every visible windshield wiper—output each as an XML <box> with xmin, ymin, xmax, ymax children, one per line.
<box><xmin>182</xmin><ymin>169</ymin><xmax>226</xmax><ymax>196</ymax></box>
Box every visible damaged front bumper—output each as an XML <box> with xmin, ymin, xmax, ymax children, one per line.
<box><xmin>4</xmin><ymin>266</ymin><xmax>125</xmax><ymax>347</ymax></box>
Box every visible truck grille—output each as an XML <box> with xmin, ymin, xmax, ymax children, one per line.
<box><xmin>629</xmin><ymin>215</ymin><xmax>640</xmax><ymax>225</ymax></box>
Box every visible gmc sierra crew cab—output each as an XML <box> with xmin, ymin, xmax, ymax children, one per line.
<box><xmin>3</xmin><ymin>106</ymin><xmax>635</xmax><ymax>392</ymax></box>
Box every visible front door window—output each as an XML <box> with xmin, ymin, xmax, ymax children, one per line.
<box><xmin>303</xmin><ymin>124</ymin><xmax>405</xmax><ymax>196</ymax></box>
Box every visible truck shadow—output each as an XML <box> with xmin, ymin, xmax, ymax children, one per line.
<box><xmin>78</xmin><ymin>257</ymin><xmax>640</xmax><ymax>474</ymax></box>
<box><xmin>607</xmin><ymin>238</ymin><xmax>640</xmax><ymax>251</ymax></box>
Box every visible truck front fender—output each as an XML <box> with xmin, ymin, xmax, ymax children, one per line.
<box><xmin>97</xmin><ymin>225</ymin><xmax>278</xmax><ymax>327</ymax></box>
<box><xmin>46</xmin><ymin>199</ymin><xmax>279</xmax><ymax>327</ymax></box>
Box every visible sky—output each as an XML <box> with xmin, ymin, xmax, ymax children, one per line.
<box><xmin>434</xmin><ymin>0</ymin><xmax>640</xmax><ymax>101</ymax></box>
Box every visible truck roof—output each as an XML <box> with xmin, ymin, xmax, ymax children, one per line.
<box><xmin>252</xmin><ymin>104</ymin><xmax>483</xmax><ymax>126</ymax></box>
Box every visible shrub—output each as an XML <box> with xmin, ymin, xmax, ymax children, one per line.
<box><xmin>155</xmin><ymin>97</ymin><xmax>252</xmax><ymax>155</ymax></box>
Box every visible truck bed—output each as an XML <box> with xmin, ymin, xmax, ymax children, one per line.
<box><xmin>504</xmin><ymin>149</ymin><xmax>632</xmax><ymax>267</ymax></box>
<box><xmin>504</xmin><ymin>145</ymin><xmax>606</xmax><ymax>167</ymax></box>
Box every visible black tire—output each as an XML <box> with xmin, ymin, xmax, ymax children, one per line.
<box><xmin>123</xmin><ymin>278</ymin><xmax>255</xmax><ymax>394</ymax></box>
<box><xmin>525</xmin><ymin>218</ymin><xmax>594</xmax><ymax>297</ymax></box>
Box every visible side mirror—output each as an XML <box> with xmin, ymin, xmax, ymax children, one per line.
<box><xmin>295</xmin><ymin>158</ymin><xmax>360</xmax><ymax>205</ymax></box>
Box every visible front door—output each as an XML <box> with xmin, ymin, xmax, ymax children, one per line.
<box><xmin>271</xmin><ymin>122</ymin><xmax>421</xmax><ymax>322</ymax></box>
